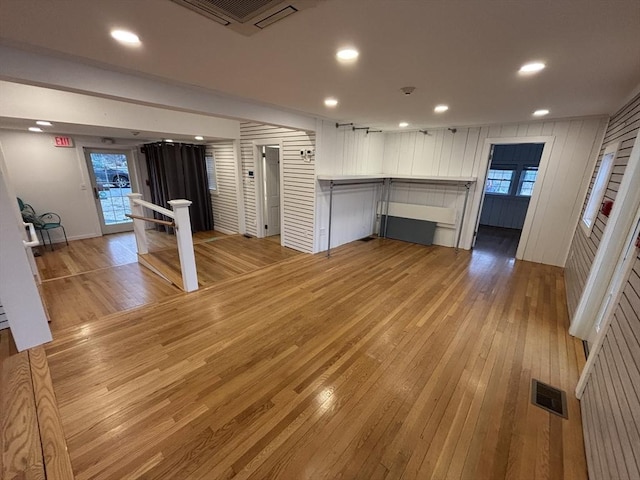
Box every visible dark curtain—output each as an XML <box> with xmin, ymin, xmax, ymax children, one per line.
<box><xmin>143</xmin><ymin>142</ymin><xmax>213</xmax><ymax>232</ymax></box>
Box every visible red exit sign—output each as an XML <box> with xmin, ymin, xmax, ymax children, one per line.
<box><xmin>53</xmin><ymin>136</ymin><xmax>74</xmax><ymax>147</ymax></box>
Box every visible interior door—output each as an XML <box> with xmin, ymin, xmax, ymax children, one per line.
<box><xmin>84</xmin><ymin>148</ymin><xmax>136</xmax><ymax>234</ymax></box>
<box><xmin>263</xmin><ymin>146</ymin><xmax>281</xmax><ymax>236</ymax></box>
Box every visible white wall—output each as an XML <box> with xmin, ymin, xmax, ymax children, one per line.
<box><xmin>315</xmin><ymin>117</ymin><xmax>608</xmax><ymax>265</ymax></box>
<box><xmin>0</xmin><ymin>130</ymin><xmax>105</xmax><ymax>241</ymax></box>
<box><xmin>240</xmin><ymin>123</ymin><xmax>316</xmax><ymax>253</ymax></box>
<box><xmin>315</xmin><ymin>120</ymin><xmax>386</xmax><ymax>252</ymax></box>
<box><xmin>207</xmin><ymin>141</ymin><xmax>240</xmax><ymax>234</ymax></box>
<box><xmin>0</xmin><ymin>81</ymin><xmax>240</xmax><ymax>140</ymax></box>
<box><xmin>0</xmin><ymin>144</ymin><xmax>51</xmax><ymax>350</ymax></box>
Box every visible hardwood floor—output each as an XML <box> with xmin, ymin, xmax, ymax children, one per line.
<box><xmin>474</xmin><ymin>225</ymin><xmax>522</xmax><ymax>258</ymax></box>
<box><xmin>43</xmin><ymin>238</ymin><xmax>588</xmax><ymax>479</ymax></box>
<box><xmin>147</xmin><ymin>235</ymin><xmax>301</xmax><ymax>287</ymax></box>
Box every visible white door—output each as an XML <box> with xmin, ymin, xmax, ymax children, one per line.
<box><xmin>263</xmin><ymin>146</ymin><xmax>280</xmax><ymax>236</ymax></box>
<box><xmin>84</xmin><ymin>148</ymin><xmax>136</xmax><ymax>234</ymax></box>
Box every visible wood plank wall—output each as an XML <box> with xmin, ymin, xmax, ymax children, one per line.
<box><xmin>565</xmin><ymin>94</ymin><xmax>640</xmax><ymax>318</ymax></box>
<box><xmin>240</xmin><ymin>122</ymin><xmax>315</xmax><ymax>253</ymax></box>
<box><xmin>381</xmin><ymin>118</ymin><xmax>607</xmax><ymax>264</ymax></box>
<box><xmin>206</xmin><ymin>142</ymin><xmax>239</xmax><ymax>234</ymax></box>
<box><xmin>581</xmin><ymin>251</ymin><xmax>640</xmax><ymax>480</ymax></box>
<box><xmin>315</xmin><ymin>118</ymin><xmax>607</xmax><ymax>260</ymax></box>
<box><xmin>315</xmin><ymin>122</ymin><xmax>386</xmax><ymax>252</ymax></box>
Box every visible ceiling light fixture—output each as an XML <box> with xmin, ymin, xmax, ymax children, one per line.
<box><xmin>533</xmin><ymin>109</ymin><xmax>550</xmax><ymax>116</ymax></box>
<box><xmin>165</xmin><ymin>139</ymin><xmax>174</xmax><ymax>142</ymax></box>
<box><xmin>28</xmin><ymin>127</ymin><xmax>43</xmax><ymax>132</ymax></box>
<box><xmin>324</xmin><ymin>98</ymin><xmax>339</xmax><ymax>107</ymax></box>
<box><xmin>336</xmin><ymin>48</ymin><xmax>359</xmax><ymax>62</ymax></box>
<box><xmin>36</xmin><ymin>120</ymin><xmax>52</xmax><ymax>126</ymax></box>
<box><xmin>399</xmin><ymin>122</ymin><xmax>409</xmax><ymax>128</ymax></box>
<box><xmin>519</xmin><ymin>62</ymin><xmax>546</xmax><ymax>74</ymax></box>
<box><xmin>195</xmin><ymin>136</ymin><xmax>204</xmax><ymax>141</ymax></box>
<box><xmin>110</xmin><ymin>29</ymin><xmax>141</xmax><ymax>46</ymax></box>
<box><xmin>434</xmin><ymin>105</ymin><xmax>449</xmax><ymax>113</ymax></box>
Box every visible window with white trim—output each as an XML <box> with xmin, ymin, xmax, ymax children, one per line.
<box><xmin>485</xmin><ymin>168</ymin><xmax>515</xmax><ymax>195</ymax></box>
<box><xmin>581</xmin><ymin>143</ymin><xmax>618</xmax><ymax>235</ymax></box>
<box><xmin>206</xmin><ymin>155</ymin><xmax>217</xmax><ymax>192</ymax></box>
<box><xmin>517</xmin><ymin>167</ymin><xmax>538</xmax><ymax>197</ymax></box>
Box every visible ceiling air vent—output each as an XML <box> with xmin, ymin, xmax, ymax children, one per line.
<box><xmin>170</xmin><ymin>0</ymin><xmax>323</xmax><ymax>35</ymax></box>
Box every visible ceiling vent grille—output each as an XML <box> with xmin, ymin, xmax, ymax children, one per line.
<box><xmin>171</xmin><ymin>0</ymin><xmax>322</xmax><ymax>35</ymax></box>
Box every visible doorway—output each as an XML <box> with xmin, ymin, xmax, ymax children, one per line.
<box><xmin>474</xmin><ymin>143</ymin><xmax>544</xmax><ymax>257</ymax></box>
<box><xmin>258</xmin><ymin>145</ymin><xmax>281</xmax><ymax>238</ymax></box>
<box><xmin>84</xmin><ymin>148</ymin><xmax>137</xmax><ymax>234</ymax></box>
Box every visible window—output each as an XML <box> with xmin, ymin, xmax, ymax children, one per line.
<box><xmin>517</xmin><ymin>167</ymin><xmax>538</xmax><ymax>196</ymax></box>
<box><xmin>485</xmin><ymin>168</ymin><xmax>515</xmax><ymax>195</ymax></box>
<box><xmin>206</xmin><ymin>155</ymin><xmax>217</xmax><ymax>191</ymax></box>
<box><xmin>581</xmin><ymin>142</ymin><xmax>618</xmax><ymax>235</ymax></box>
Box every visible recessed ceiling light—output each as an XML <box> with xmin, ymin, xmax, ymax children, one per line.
<box><xmin>165</xmin><ymin>139</ymin><xmax>174</xmax><ymax>142</ymax></box>
<box><xmin>399</xmin><ymin>122</ymin><xmax>409</xmax><ymax>128</ymax></box>
<box><xmin>533</xmin><ymin>109</ymin><xmax>550</xmax><ymax>116</ymax></box>
<box><xmin>519</xmin><ymin>62</ymin><xmax>546</xmax><ymax>74</ymax></box>
<box><xmin>336</xmin><ymin>48</ymin><xmax>359</xmax><ymax>62</ymax></box>
<box><xmin>36</xmin><ymin>120</ymin><xmax>52</xmax><ymax>126</ymax></box>
<box><xmin>29</xmin><ymin>127</ymin><xmax>43</xmax><ymax>132</ymax></box>
<box><xmin>195</xmin><ymin>136</ymin><xmax>204</xmax><ymax>141</ymax></box>
<box><xmin>324</xmin><ymin>98</ymin><xmax>339</xmax><ymax>107</ymax></box>
<box><xmin>110</xmin><ymin>29</ymin><xmax>141</xmax><ymax>46</ymax></box>
<box><xmin>434</xmin><ymin>105</ymin><xmax>449</xmax><ymax>113</ymax></box>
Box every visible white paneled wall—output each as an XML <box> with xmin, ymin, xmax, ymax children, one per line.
<box><xmin>315</xmin><ymin>120</ymin><xmax>386</xmax><ymax>252</ymax></box>
<box><xmin>382</xmin><ymin>118</ymin><xmax>607</xmax><ymax>265</ymax></box>
<box><xmin>240</xmin><ymin>123</ymin><xmax>315</xmax><ymax>253</ymax></box>
<box><xmin>207</xmin><ymin>142</ymin><xmax>239</xmax><ymax>234</ymax></box>
<box><xmin>566</xmin><ymin>94</ymin><xmax>640</xmax><ymax>318</ymax></box>
<box><xmin>316</xmin><ymin>121</ymin><xmax>384</xmax><ymax>175</ymax></box>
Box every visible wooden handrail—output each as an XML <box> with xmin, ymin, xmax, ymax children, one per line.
<box><xmin>125</xmin><ymin>214</ymin><xmax>175</xmax><ymax>227</ymax></box>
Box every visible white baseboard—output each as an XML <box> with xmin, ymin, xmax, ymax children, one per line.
<box><xmin>214</xmin><ymin>226</ymin><xmax>237</xmax><ymax>235</ymax></box>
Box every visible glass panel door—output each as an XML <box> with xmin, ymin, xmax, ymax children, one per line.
<box><xmin>84</xmin><ymin>148</ymin><xmax>136</xmax><ymax>234</ymax></box>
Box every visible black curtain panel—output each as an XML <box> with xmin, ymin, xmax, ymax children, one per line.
<box><xmin>143</xmin><ymin>142</ymin><xmax>213</xmax><ymax>233</ymax></box>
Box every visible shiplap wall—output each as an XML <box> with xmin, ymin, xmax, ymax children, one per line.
<box><xmin>315</xmin><ymin>121</ymin><xmax>385</xmax><ymax>252</ymax></box>
<box><xmin>581</xmin><ymin>251</ymin><xmax>640</xmax><ymax>480</ymax></box>
<box><xmin>479</xmin><ymin>196</ymin><xmax>530</xmax><ymax>229</ymax></box>
<box><xmin>0</xmin><ymin>301</ymin><xmax>7</xmax><ymax>331</ymax></box>
<box><xmin>240</xmin><ymin>122</ymin><xmax>315</xmax><ymax>253</ymax></box>
<box><xmin>382</xmin><ymin>118</ymin><xmax>607</xmax><ymax>265</ymax></box>
<box><xmin>566</xmin><ymin>94</ymin><xmax>640</xmax><ymax>317</ymax></box>
<box><xmin>206</xmin><ymin>142</ymin><xmax>239</xmax><ymax>234</ymax></box>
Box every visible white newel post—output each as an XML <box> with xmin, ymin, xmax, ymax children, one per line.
<box><xmin>127</xmin><ymin>193</ymin><xmax>148</xmax><ymax>255</ymax></box>
<box><xmin>168</xmin><ymin>199</ymin><xmax>198</xmax><ymax>292</ymax></box>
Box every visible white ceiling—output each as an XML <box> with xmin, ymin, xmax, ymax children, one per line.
<box><xmin>0</xmin><ymin>0</ymin><xmax>638</xmax><ymax>130</ymax></box>
<box><xmin>0</xmin><ymin>117</ymin><xmax>210</xmax><ymax>144</ymax></box>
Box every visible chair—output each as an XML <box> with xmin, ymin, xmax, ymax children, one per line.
<box><xmin>17</xmin><ymin>198</ymin><xmax>69</xmax><ymax>251</ymax></box>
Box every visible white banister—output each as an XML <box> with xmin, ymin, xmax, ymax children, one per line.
<box><xmin>126</xmin><ymin>194</ymin><xmax>198</xmax><ymax>292</ymax></box>
<box><xmin>127</xmin><ymin>193</ymin><xmax>148</xmax><ymax>255</ymax></box>
<box><xmin>168</xmin><ymin>199</ymin><xmax>198</xmax><ymax>292</ymax></box>
<box><xmin>131</xmin><ymin>197</ymin><xmax>174</xmax><ymax>218</ymax></box>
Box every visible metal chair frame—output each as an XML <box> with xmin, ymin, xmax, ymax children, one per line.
<box><xmin>17</xmin><ymin>199</ymin><xmax>69</xmax><ymax>251</ymax></box>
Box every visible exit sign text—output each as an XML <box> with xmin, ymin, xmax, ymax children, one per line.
<box><xmin>54</xmin><ymin>136</ymin><xmax>74</xmax><ymax>147</ymax></box>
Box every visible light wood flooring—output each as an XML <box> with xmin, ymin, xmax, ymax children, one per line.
<box><xmin>42</xmin><ymin>236</ymin><xmax>588</xmax><ymax>479</ymax></box>
<box><xmin>37</xmin><ymin>230</ymin><xmax>298</xmax><ymax>331</ymax></box>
